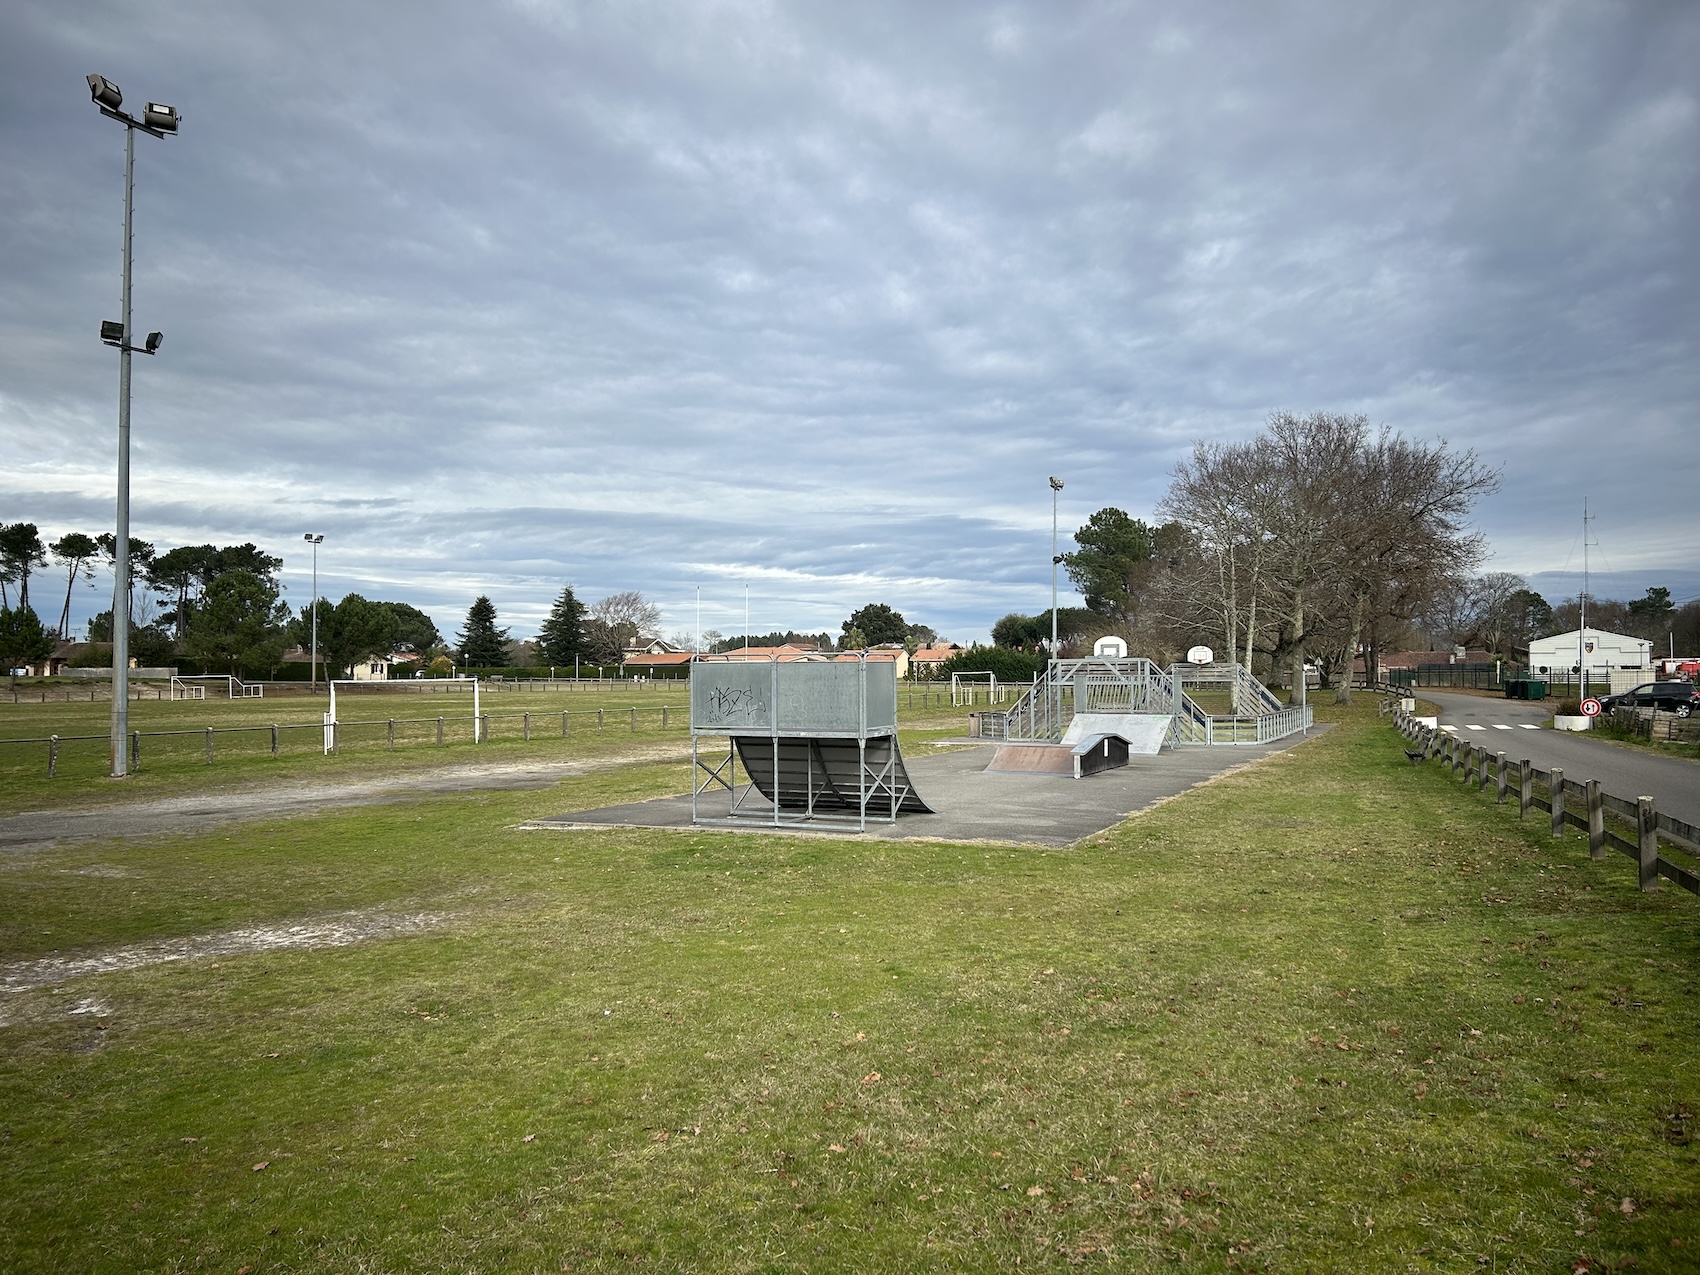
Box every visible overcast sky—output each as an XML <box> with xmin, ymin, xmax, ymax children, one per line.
<box><xmin>2</xmin><ymin>0</ymin><xmax>1695</xmax><ymax>646</ymax></box>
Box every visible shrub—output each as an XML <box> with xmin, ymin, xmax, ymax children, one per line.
<box><xmin>936</xmin><ymin>645</ymin><xmax>1046</xmax><ymax>682</ymax></box>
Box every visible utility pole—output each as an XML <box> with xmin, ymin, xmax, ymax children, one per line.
<box><xmin>1577</xmin><ymin>498</ymin><xmax>1590</xmax><ymax>696</ymax></box>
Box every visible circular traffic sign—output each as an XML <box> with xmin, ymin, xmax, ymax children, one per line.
<box><xmin>1580</xmin><ymin>698</ymin><xmax>1602</xmax><ymax>717</ymax></box>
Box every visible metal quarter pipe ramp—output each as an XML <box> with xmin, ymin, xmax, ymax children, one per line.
<box><xmin>690</xmin><ymin>652</ymin><xmax>932</xmax><ymax>831</ymax></box>
<box><xmin>732</xmin><ymin>736</ymin><xmax>933</xmax><ymax>816</ymax></box>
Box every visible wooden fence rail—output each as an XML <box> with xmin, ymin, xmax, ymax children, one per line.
<box><xmin>1393</xmin><ymin>708</ymin><xmax>1699</xmax><ymax>897</ymax></box>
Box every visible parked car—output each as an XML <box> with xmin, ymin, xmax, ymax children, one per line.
<box><xmin>1599</xmin><ymin>682</ymin><xmax>1700</xmax><ymax>718</ymax></box>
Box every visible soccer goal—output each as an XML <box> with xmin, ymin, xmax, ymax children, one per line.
<box><xmin>951</xmin><ymin>670</ymin><xmax>996</xmax><ymax>706</ymax></box>
<box><xmin>173</xmin><ymin>675</ymin><xmax>263</xmax><ymax>699</ymax></box>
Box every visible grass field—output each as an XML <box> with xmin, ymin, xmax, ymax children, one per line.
<box><xmin>0</xmin><ymin>683</ymin><xmax>975</xmax><ymax>816</ymax></box>
<box><xmin>2</xmin><ymin>699</ymin><xmax>1697</xmax><ymax>1272</ymax></box>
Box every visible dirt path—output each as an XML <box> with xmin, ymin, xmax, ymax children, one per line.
<box><xmin>0</xmin><ymin>743</ymin><xmax>690</xmax><ymax>852</ymax></box>
<box><xmin>0</xmin><ymin>907</ymin><xmax>451</xmax><ymax>999</ymax></box>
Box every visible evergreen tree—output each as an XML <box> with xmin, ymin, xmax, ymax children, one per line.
<box><xmin>456</xmin><ymin>595</ymin><xmax>509</xmax><ymax>667</ymax></box>
<box><xmin>0</xmin><ymin>604</ymin><xmax>55</xmax><ymax>674</ymax></box>
<box><xmin>182</xmin><ymin>571</ymin><xmax>291</xmax><ymax>675</ymax></box>
<box><xmin>841</xmin><ymin>603</ymin><xmax>908</xmax><ymax>647</ymax></box>
<box><xmin>537</xmin><ymin>584</ymin><xmax>586</xmax><ymax>665</ymax></box>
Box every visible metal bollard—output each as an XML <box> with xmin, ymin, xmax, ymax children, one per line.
<box><xmin>271</xmin><ymin>723</ymin><xmax>279</xmax><ymax>757</ymax></box>
<box><xmin>598</xmin><ymin>709</ymin><xmax>605</xmax><ymax>732</ymax></box>
<box><xmin>388</xmin><ymin>718</ymin><xmax>396</xmax><ymax>750</ymax></box>
<box><xmin>630</xmin><ymin>707</ymin><xmax>637</xmax><ymax>732</ymax></box>
<box><xmin>131</xmin><ymin>730</ymin><xmax>140</xmax><ymax>770</ymax></box>
<box><xmin>436</xmin><ymin>716</ymin><xmax>444</xmax><ymax>745</ymax></box>
<box><xmin>662</xmin><ymin>705</ymin><xmax>669</xmax><ymax>729</ymax></box>
<box><xmin>48</xmin><ymin>734</ymin><xmax>58</xmax><ymax>778</ymax></box>
<box><xmin>562</xmin><ymin>711</ymin><xmax>569</xmax><ymax>737</ymax></box>
<box><xmin>523</xmin><ymin>712</ymin><xmax>530</xmax><ymax>742</ymax></box>
<box><xmin>205</xmin><ymin>726</ymin><xmax>214</xmax><ymax>765</ymax></box>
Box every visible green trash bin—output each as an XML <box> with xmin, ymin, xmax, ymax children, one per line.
<box><xmin>1526</xmin><ymin>679</ymin><xmax>1546</xmax><ymax>701</ymax></box>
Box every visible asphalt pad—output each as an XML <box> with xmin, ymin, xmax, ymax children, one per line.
<box><xmin>524</xmin><ymin>725</ymin><xmax>1329</xmax><ymax>847</ymax></box>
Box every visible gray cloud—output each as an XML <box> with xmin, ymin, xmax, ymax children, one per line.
<box><xmin>2</xmin><ymin>0</ymin><xmax>1695</xmax><ymax>643</ymax></box>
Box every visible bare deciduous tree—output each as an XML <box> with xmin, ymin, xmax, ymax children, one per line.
<box><xmin>1158</xmin><ymin>412</ymin><xmax>1499</xmax><ymax>703</ymax></box>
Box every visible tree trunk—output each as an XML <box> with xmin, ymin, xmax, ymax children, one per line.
<box><xmin>1335</xmin><ymin>594</ymin><xmax>1365</xmax><ymax>705</ymax></box>
<box><xmin>1290</xmin><ymin>589</ymin><xmax>1306</xmax><ymax>708</ymax></box>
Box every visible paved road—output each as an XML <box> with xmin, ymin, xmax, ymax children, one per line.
<box><xmin>1419</xmin><ymin>690</ymin><xmax>1700</xmax><ymax>826</ymax></box>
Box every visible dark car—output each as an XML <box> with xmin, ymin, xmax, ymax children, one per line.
<box><xmin>1599</xmin><ymin>681</ymin><xmax>1700</xmax><ymax>718</ymax></box>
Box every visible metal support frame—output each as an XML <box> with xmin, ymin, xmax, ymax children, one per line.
<box><xmin>1002</xmin><ymin>656</ymin><xmax>1312</xmax><ymax>749</ymax></box>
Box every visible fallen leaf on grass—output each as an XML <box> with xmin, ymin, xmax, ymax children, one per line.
<box><xmin>251</xmin><ymin>1162</ymin><xmax>269</xmax><ymax>1172</ymax></box>
<box><xmin>828</xmin><ymin>1144</ymin><xmax>846</xmax><ymax>1153</ymax></box>
<box><xmin>862</xmin><ymin>1071</ymin><xmax>882</xmax><ymax>1086</ymax></box>
<box><xmin>179</xmin><ymin>1137</ymin><xmax>199</xmax><ymax>1144</ymax></box>
<box><xmin>522</xmin><ymin>1134</ymin><xmax>536</xmax><ymax>1143</ymax></box>
<box><xmin>1619</xmin><ymin>1198</ymin><xmax>1636</xmax><ymax>1215</ymax></box>
<box><xmin>1414</xmin><ymin>1083</ymin><xmax>1429</xmax><ymax>1101</ymax></box>
<box><xmin>1027</xmin><ymin>1186</ymin><xmax>1047</xmax><ymax>1197</ymax></box>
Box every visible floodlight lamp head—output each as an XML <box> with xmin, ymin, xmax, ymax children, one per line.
<box><xmin>1053</xmin><ymin>555</ymin><xmax>1065</xmax><ymax>565</ymax></box>
<box><xmin>87</xmin><ymin>74</ymin><xmax>123</xmax><ymax>111</ymax></box>
<box><xmin>1048</xmin><ymin>476</ymin><xmax>1064</xmax><ymax>492</ymax></box>
<box><xmin>304</xmin><ymin>533</ymin><xmax>323</xmax><ymax>544</ymax></box>
<box><xmin>100</xmin><ymin>320</ymin><xmax>125</xmax><ymax>345</ymax></box>
<box><xmin>143</xmin><ymin>102</ymin><xmax>180</xmax><ymax>134</ymax></box>
<box><xmin>144</xmin><ymin>331</ymin><xmax>163</xmax><ymax>353</ymax></box>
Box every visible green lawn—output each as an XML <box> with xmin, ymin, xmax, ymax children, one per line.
<box><xmin>1</xmin><ymin>702</ymin><xmax>1696</xmax><ymax>1272</ymax></box>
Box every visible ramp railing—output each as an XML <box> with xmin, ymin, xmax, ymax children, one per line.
<box><xmin>1005</xmin><ymin>658</ymin><xmax>1193</xmax><ymax>742</ymax></box>
<box><xmin>1003</xmin><ymin>658</ymin><xmax>1308</xmax><ymax>747</ymax></box>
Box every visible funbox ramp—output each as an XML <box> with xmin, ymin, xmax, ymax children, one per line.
<box><xmin>986</xmin><ymin>713</ymin><xmax>1172</xmax><ymax>779</ymax></box>
<box><xmin>731</xmin><ymin>736</ymin><xmax>933</xmax><ymax>814</ymax></box>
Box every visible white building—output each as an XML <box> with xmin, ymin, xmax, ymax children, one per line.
<box><xmin>351</xmin><ymin>654</ymin><xmax>395</xmax><ymax>682</ymax></box>
<box><xmin>1527</xmin><ymin>628</ymin><xmax>1651</xmax><ymax>681</ymax></box>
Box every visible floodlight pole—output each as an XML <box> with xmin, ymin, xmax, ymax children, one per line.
<box><xmin>107</xmin><ymin>122</ymin><xmax>137</xmax><ymax>776</ymax></box>
<box><xmin>304</xmin><ymin>534</ymin><xmax>323</xmax><ymax>691</ymax></box>
<box><xmin>1049</xmin><ymin>477</ymin><xmax>1064</xmax><ymax>660</ymax></box>
<box><xmin>92</xmin><ymin>78</ymin><xmax>177</xmax><ymax>777</ymax></box>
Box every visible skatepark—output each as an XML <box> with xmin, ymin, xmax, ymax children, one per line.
<box><xmin>527</xmin><ymin>651</ymin><xmax>1324</xmax><ymax>845</ymax></box>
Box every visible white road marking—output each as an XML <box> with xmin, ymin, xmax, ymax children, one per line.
<box><xmin>1466</xmin><ymin>725</ymin><xmax>1487</xmax><ymax>731</ymax></box>
<box><xmin>1519</xmin><ymin>724</ymin><xmax>1540</xmax><ymax>729</ymax></box>
<box><xmin>1492</xmin><ymin>724</ymin><xmax>1513</xmax><ymax>730</ymax></box>
<box><xmin>1441</xmin><ymin>725</ymin><xmax>1459</xmax><ymax>733</ymax></box>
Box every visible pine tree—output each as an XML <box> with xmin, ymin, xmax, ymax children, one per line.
<box><xmin>456</xmin><ymin>595</ymin><xmax>509</xmax><ymax>668</ymax></box>
<box><xmin>537</xmin><ymin>585</ymin><xmax>586</xmax><ymax>665</ymax></box>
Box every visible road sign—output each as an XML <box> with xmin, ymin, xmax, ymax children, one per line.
<box><xmin>1580</xmin><ymin>698</ymin><xmax>1602</xmax><ymax>717</ymax></box>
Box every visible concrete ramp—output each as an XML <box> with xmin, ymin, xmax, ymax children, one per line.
<box><xmin>986</xmin><ymin>743</ymin><xmax>1075</xmax><ymax>775</ymax></box>
<box><xmin>1061</xmin><ymin>713</ymin><xmax>1171</xmax><ymax>755</ymax></box>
